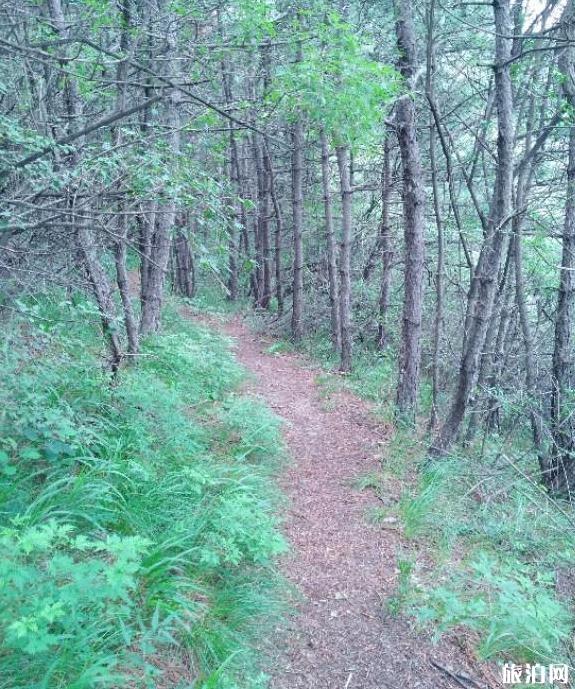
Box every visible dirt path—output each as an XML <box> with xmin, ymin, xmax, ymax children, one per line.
<box><xmin>217</xmin><ymin>316</ymin><xmax>496</xmax><ymax>689</ymax></box>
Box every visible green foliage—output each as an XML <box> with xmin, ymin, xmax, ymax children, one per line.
<box><xmin>0</xmin><ymin>295</ymin><xmax>286</xmax><ymax>689</ymax></box>
<box><xmin>0</xmin><ymin>521</ymin><xmax>153</xmax><ymax>686</ymax></box>
<box><xmin>387</xmin><ymin>555</ymin><xmax>414</xmax><ymax>616</ymax></box>
<box><xmin>347</xmin><ymin>352</ymin><xmax>397</xmax><ymax>405</ymax></box>
<box><xmin>230</xmin><ymin>0</ymin><xmax>277</xmax><ymax>43</ymax></box>
<box><xmin>268</xmin><ymin>11</ymin><xmax>398</xmax><ymax>147</ymax></box>
<box><xmin>265</xmin><ymin>340</ymin><xmax>295</xmax><ymax>356</ymax></box>
<box><xmin>418</xmin><ymin>554</ymin><xmax>572</xmax><ymax>662</ymax></box>
<box><xmin>215</xmin><ymin>395</ymin><xmax>283</xmax><ymax>465</ymax></box>
<box><xmin>398</xmin><ymin>451</ymin><xmax>575</xmax><ymax>666</ymax></box>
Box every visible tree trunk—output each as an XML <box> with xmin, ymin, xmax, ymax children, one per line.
<box><xmin>428</xmin><ymin>108</ymin><xmax>444</xmax><ymax>430</ymax></box>
<box><xmin>47</xmin><ymin>0</ymin><xmax>124</xmax><ymax>368</ymax></box>
<box><xmin>253</xmin><ymin>136</ymin><xmax>272</xmax><ymax>309</ymax></box>
<box><xmin>264</xmin><ymin>142</ymin><xmax>284</xmax><ymax>315</ymax></box>
<box><xmin>465</xmin><ymin>240</ymin><xmax>513</xmax><ymax>442</ymax></box>
<box><xmin>114</xmin><ymin>219</ymin><xmax>139</xmax><ymax>356</ymax></box>
<box><xmin>513</xmin><ymin>90</ymin><xmax>545</xmax><ymax>471</ymax></box>
<box><xmin>426</xmin><ymin>0</ymin><xmax>442</xmax><ymax>427</ymax></box>
<box><xmin>377</xmin><ymin>133</ymin><xmax>394</xmax><ymax>350</ymax></box>
<box><xmin>173</xmin><ymin>225</ymin><xmax>195</xmax><ymax>298</ymax></box>
<box><xmin>112</xmin><ymin>0</ymin><xmax>138</xmax><ymax>356</ymax></box>
<box><xmin>140</xmin><ymin>7</ymin><xmax>180</xmax><ymax>335</ymax></box>
<box><xmin>394</xmin><ymin>0</ymin><xmax>426</xmax><ymax>418</ymax></box>
<box><xmin>431</xmin><ymin>0</ymin><xmax>515</xmax><ymax>453</ymax></box>
<box><xmin>291</xmin><ymin>114</ymin><xmax>305</xmax><ymax>341</ymax></box>
<box><xmin>549</xmin><ymin>3</ymin><xmax>575</xmax><ymax>494</ymax></box>
<box><xmin>219</xmin><ymin>14</ymin><xmax>239</xmax><ymax>301</ymax></box>
<box><xmin>336</xmin><ymin>145</ymin><xmax>353</xmax><ymax>372</ymax></box>
<box><xmin>320</xmin><ymin>130</ymin><xmax>341</xmax><ymax>353</ymax></box>
<box><xmin>78</xmin><ymin>227</ymin><xmax>123</xmax><ymax>370</ymax></box>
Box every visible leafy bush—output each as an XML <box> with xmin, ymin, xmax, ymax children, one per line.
<box><xmin>417</xmin><ymin>553</ymin><xmax>572</xmax><ymax>662</ymax></box>
<box><xmin>398</xmin><ymin>451</ymin><xmax>575</xmax><ymax>667</ymax></box>
<box><xmin>0</xmin><ymin>521</ymin><xmax>155</xmax><ymax>687</ymax></box>
<box><xmin>0</xmin><ymin>294</ymin><xmax>286</xmax><ymax>689</ymax></box>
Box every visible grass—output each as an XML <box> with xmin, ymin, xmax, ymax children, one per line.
<box><xmin>372</xmin><ymin>432</ymin><xmax>575</xmax><ymax>680</ymax></box>
<box><xmin>0</xmin><ymin>291</ymin><xmax>287</xmax><ymax>689</ymax></box>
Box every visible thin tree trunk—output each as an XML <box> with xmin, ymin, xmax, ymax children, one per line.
<box><xmin>250</xmin><ymin>132</ymin><xmax>263</xmax><ymax>306</ymax></box>
<box><xmin>549</xmin><ymin>3</ymin><xmax>575</xmax><ymax>493</ymax></box>
<box><xmin>513</xmin><ymin>90</ymin><xmax>545</xmax><ymax>470</ymax></box>
<box><xmin>264</xmin><ymin>142</ymin><xmax>284</xmax><ymax>315</ymax></box>
<box><xmin>426</xmin><ymin>0</ymin><xmax>442</xmax><ymax>428</ymax></box>
<box><xmin>394</xmin><ymin>0</ymin><xmax>426</xmax><ymax>418</ymax></box>
<box><xmin>431</xmin><ymin>0</ymin><xmax>515</xmax><ymax>453</ymax></box>
<box><xmin>173</xmin><ymin>221</ymin><xmax>195</xmax><ymax>298</ymax></box>
<box><xmin>291</xmin><ymin>114</ymin><xmax>305</xmax><ymax>341</ymax></box>
<box><xmin>219</xmin><ymin>12</ymin><xmax>239</xmax><ymax>301</ymax></box>
<box><xmin>549</xmin><ymin>124</ymin><xmax>575</xmax><ymax>494</ymax></box>
<box><xmin>112</xmin><ymin>0</ymin><xmax>138</xmax><ymax>356</ymax></box>
<box><xmin>253</xmin><ymin>136</ymin><xmax>271</xmax><ymax>308</ymax></box>
<box><xmin>225</xmin><ymin>128</ymin><xmax>239</xmax><ymax>302</ymax></box>
<box><xmin>47</xmin><ymin>0</ymin><xmax>124</xmax><ymax>368</ymax></box>
<box><xmin>114</xmin><ymin>219</ymin><xmax>139</xmax><ymax>356</ymax></box>
<box><xmin>320</xmin><ymin>130</ymin><xmax>341</xmax><ymax>353</ymax></box>
<box><xmin>336</xmin><ymin>144</ymin><xmax>352</xmax><ymax>371</ymax></box>
<box><xmin>140</xmin><ymin>5</ymin><xmax>180</xmax><ymax>335</ymax></box>
<box><xmin>465</xmin><ymin>240</ymin><xmax>513</xmax><ymax>442</ymax></box>
<box><xmin>377</xmin><ymin>132</ymin><xmax>394</xmax><ymax>350</ymax></box>
<box><xmin>78</xmin><ymin>227</ymin><xmax>123</xmax><ymax>370</ymax></box>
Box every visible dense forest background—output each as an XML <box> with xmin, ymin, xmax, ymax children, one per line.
<box><xmin>3</xmin><ymin>0</ymin><xmax>575</xmax><ymax>686</ymax></box>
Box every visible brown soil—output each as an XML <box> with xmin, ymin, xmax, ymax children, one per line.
<box><xmin>207</xmin><ymin>313</ymin><xmax>499</xmax><ymax>689</ymax></box>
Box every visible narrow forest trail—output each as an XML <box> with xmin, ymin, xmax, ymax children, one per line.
<box><xmin>207</xmin><ymin>314</ymin><xmax>498</xmax><ymax>689</ymax></box>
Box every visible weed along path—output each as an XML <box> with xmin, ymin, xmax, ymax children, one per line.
<box><xmin>210</xmin><ymin>315</ymin><xmax>498</xmax><ymax>689</ymax></box>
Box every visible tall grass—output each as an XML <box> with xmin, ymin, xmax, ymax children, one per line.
<box><xmin>0</xmin><ymin>292</ymin><xmax>286</xmax><ymax>689</ymax></box>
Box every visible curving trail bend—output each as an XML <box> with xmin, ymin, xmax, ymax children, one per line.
<box><xmin>217</xmin><ymin>315</ymin><xmax>497</xmax><ymax>689</ymax></box>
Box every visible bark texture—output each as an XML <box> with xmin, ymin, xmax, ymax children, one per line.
<box><xmin>320</xmin><ymin>131</ymin><xmax>341</xmax><ymax>354</ymax></box>
<box><xmin>549</xmin><ymin>1</ymin><xmax>575</xmax><ymax>494</ymax></box>
<box><xmin>336</xmin><ymin>145</ymin><xmax>353</xmax><ymax>372</ymax></box>
<box><xmin>394</xmin><ymin>0</ymin><xmax>426</xmax><ymax>417</ymax></box>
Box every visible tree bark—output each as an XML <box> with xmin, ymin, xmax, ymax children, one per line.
<box><xmin>253</xmin><ymin>135</ymin><xmax>272</xmax><ymax>308</ymax></box>
<box><xmin>377</xmin><ymin>133</ymin><xmax>394</xmax><ymax>350</ymax></box>
<box><xmin>173</xmin><ymin>222</ymin><xmax>195</xmax><ymax>298</ymax></box>
<box><xmin>78</xmin><ymin>227</ymin><xmax>123</xmax><ymax>370</ymax></box>
<box><xmin>264</xmin><ymin>142</ymin><xmax>284</xmax><ymax>315</ymax></box>
<box><xmin>320</xmin><ymin>130</ymin><xmax>341</xmax><ymax>353</ymax></box>
<box><xmin>394</xmin><ymin>0</ymin><xmax>426</xmax><ymax>418</ymax></box>
<box><xmin>336</xmin><ymin>145</ymin><xmax>353</xmax><ymax>371</ymax></box>
<box><xmin>291</xmin><ymin>114</ymin><xmax>305</xmax><ymax>341</ymax></box>
<box><xmin>140</xmin><ymin>4</ymin><xmax>180</xmax><ymax>335</ymax></box>
<box><xmin>112</xmin><ymin>0</ymin><xmax>138</xmax><ymax>356</ymax></box>
<box><xmin>426</xmin><ymin>0</ymin><xmax>442</xmax><ymax>428</ymax></box>
<box><xmin>512</xmin><ymin>89</ymin><xmax>545</xmax><ymax>472</ymax></box>
<box><xmin>549</xmin><ymin>2</ymin><xmax>575</xmax><ymax>494</ymax></box>
<box><xmin>47</xmin><ymin>0</ymin><xmax>124</xmax><ymax>368</ymax></box>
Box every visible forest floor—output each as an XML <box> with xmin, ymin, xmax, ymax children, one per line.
<box><xmin>196</xmin><ymin>311</ymin><xmax>501</xmax><ymax>689</ymax></box>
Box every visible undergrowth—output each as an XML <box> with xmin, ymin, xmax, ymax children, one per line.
<box><xmin>400</xmin><ymin>449</ymin><xmax>575</xmax><ymax>672</ymax></box>
<box><xmin>0</xmin><ymin>293</ymin><xmax>286</xmax><ymax>689</ymax></box>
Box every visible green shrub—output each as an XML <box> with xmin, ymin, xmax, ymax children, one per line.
<box><xmin>0</xmin><ymin>520</ymin><xmax>155</xmax><ymax>687</ymax></box>
<box><xmin>417</xmin><ymin>553</ymin><xmax>573</xmax><ymax>663</ymax></box>
<box><xmin>0</xmin><ymin>294</ymin><xmax>286</xmax><ymax>689</ymax></box>
<box><xmin>399</xmin><ymin>451</ymin><xmax>575</xmax><ymax>667</ymax></box>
